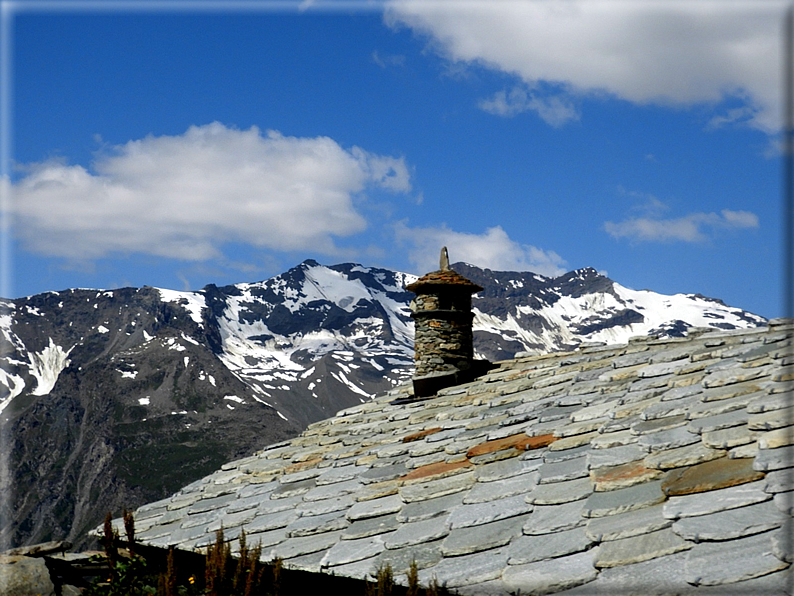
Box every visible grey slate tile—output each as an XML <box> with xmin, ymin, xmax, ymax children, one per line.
<box><xmin>464</xmin><ymin>470</ymin><xmax>539</xmax><ymax>504</ymax></box>
<box><xmin>447</xmin><ymin>493</ymin><xmax>532</xmax><ymax>528</ymax></box>
<box><xmin>641</xmin><ymin>394</ymin><xmax>702</xmax><ymax>421</ymax></box>
<box><xmin>255</xmin><ymin>493</ymin><xmax>303</xmax><ymax>515</ymax></box>
<box><xmin>658</xmin><ymin>384</ymin><xmax>702</xmax><ymax>402</ymax></box>
<box><xmin>587</xmin><ymin>443</ymin><xmax>646</xmax><ymax>470</ymax></box>
<box><xmin>300</xmin><ymin>497</ymin><xmax>360</xmax><ymax>526</ymax></box>
<box><xmin>630</xmin><ymin>414</ymin><xmax>687</xmax><ymax>435</ymax></box>
<box><xmin>359</xmin><ymin>462</ymin><xmax>407</xmax><ymax>485</ymax></box>
<box><xmin>164</xmin><ymin>492</ymin><xmax>203</xmax><ymax>511</ymax></box>
<box><xmin>771</xmin><ymin>519</ymin><xmax>793</xmax><ymax>563</ymax></box>
<box><xmin>399</xmin><ymin>470</ymin><xmax>475</xmax><ymax>503</ymax></box>
<box><xmin>286</xmin><ymin>509</ymin><xmax>348</xmax><ymax>537</ymax></box>
<box><xmin>684</xmin><ymin>528</ymin><xmax>789</xmax><ymax>586</ymax></box>
<box><xmin>506</xmin><ymin>526</ymin><xmax>591</xmax><ymax>565</ymax></box>
<box><xmin>179</xmin><ymin>509</ymin><xmax>223</xmax><ymax>530</ymax></box>
<box><xmin>537</xmin><ymin>455</ymin><xmax>589</xmax><ymax>483</ymax></box>
<box><xmin>590</xmin><ymin>428</ymin><xmax>635</xmax><ymax>449</ymax></box>
<box><xmin>765</xmin><ymin>468</ymin><xmax>794</xmax><ymax>494</ymax></box>
<box><xmin>585</xmin><ymin>503</ymin><xmax>671</xmax><ymax>542</ymax></box>
<box><xmin>456</xmin><ymin>579</ymin><xmax>513</xmax><ymax>596</ymax></box>
<box><xmin>774</xmin><ymin>491</ymin><xmax>794</xmax><ymax>515</ymax></box>
<box><xmin>347</xmin><ymin>494</ymin><xmax>403</xmax><ymax>521</ymax></box>
<box><xmin>418</xmin><ymin>547</ymin><xmax>507</xmax><ymax>589</ymax></box>
<box><xmin>541</xmin><ymin>442</ymin><xmax>591</xmax><ymax>463</ymax></box>
<box><xmin>663</xmin><ymin>479</ymin><xmax>771</xmax><ymax>519</ymax></box>
<box><xmin>593</xmin><ymin>527</ymin><xmax>692</xmax><ymax>568</ymax></box>
<box><xmin>527</xmin><ymin>476</ymin><xmax>591</xmax><ymax>505</ymax></box>
<box><xmin>314</xmin><ymin>463</ymin><xmax>368</xmax><ymax>486</ymax></box>
<box><xmin>523</xmin><ymin>500</ymin><xmax>586</xmax><ymax>535</ymax></box>
<box><xmin>502</xmin><ymin>550</ymin><xmax>597</xmax><ymax>595</ymax></box>
<box><xmin>206</xmin><ymin>507</ymin><xmax>257</xmax><ymax>532</ymax></box>
<box><xmin>376</xmin><ymin>537</ymin><xmax>445</xmax><ymax>574</ymax></box>
<box><xmin>690</xmin><ymin>569</ymin><xmax>793</xmax><ymax>595</ymax></box>
<box><xmin>672</xmin><ymin>498</ymin><xmax>784</xmax><ymax>541</ymax></box>
<box><xmin>583</xmin><ymin>480</ymin><xmax>666</xmax><ymax>518</ymax></box>
<box><xmin>245</xmin><ymin>508</ymin><xmax>299</xmax><ymax>533</ymax></box>
<box><xmin>637</xmin><ymin>424</ymin><xmax>700</xmax><ymax>452</ymax></box>
<box><xmin>644</xmin><ymin>442</ymin><xmax>724</xmax><ymax>469</ymax></box>
<box><xmin>239</xmin><ymin>527</ymin><xmax>289</xmax><ymax>550</ymax></box>
<box><xmin>397</xmin><ymin>492</ymin><xmax>463</xmax><ymax>523</ymax></box>
<box><xmin>302</xmin><ymin>477</ymin><xmax>362</xmax><ymax>501</ymax></box>
<box><xmin>749</xmin><ymin>407</ymin><xmax>794</xmax><ymax>431</ymax></box>
<box><xmin>555</xmin><ymin>551</ymin><xmax>691</xmax><ymax>595</ymax></box>
<box><xmin>270</xmin><ymin>477</ymin><xmax>316</xmax><ymax>499</ymax></box>
<box><xmin>701</xmin><ymin>424</ymin><xmax>754</xmax><ymax>449</ymax></box>
<box><xmin>225</xmin><ymin>492</ymin><xmax>272</xmax><ymax>515</ymax></box>
<box><xmin>281</xmin><ymin>549</ymin><xmax>327</xmax><ymax>572</ymax></box>
<box><xmin>754</xmin><ymin>444</ymin><xmax>794</xmax><ymax>471</ymax></box>
<box><xmin>474</xmin><ymin>454</ymin><xmax>541</xmax><ymax>481</ymax></box>
<box><xmin>134</xmin><ymin>500</ymin><xmax>169</xmax><ymax>519</ymax></box>
<box><xmin>321</xmin><ymin>534</ymin><xmax>387</xmax><ymax>568</ymax></box>
<box><xmin>237</xmin><ymin>481</ymin><xmax>277</xmax><ymax>499</ymax></box>
<box><xmin>268</xmin><ymin>529</ymin><xmax>345</xmax><ymax>560</ymax></box>
<box><xmin>440</xmin><ymin>514</ymin><xmax>523</xmax><ymax>556</ymax></box>
<box><xmin>383</xmin><ymin>515</ymin><xmax>450</xmax><ymax>549</ymax></box>
<box><xmin>687</xmin><ymin>408</ymin><xmax>748</xmax><ymax>434</ymax></box>
<box><xmin>342</xmin><ymin>514</ymin><xmax>400</xmax><ymax>540</ymax></box>
<box><xmin>187</xmin><ymin>493</ymin><xmax>237</xmax><ymax>515</ymax></box>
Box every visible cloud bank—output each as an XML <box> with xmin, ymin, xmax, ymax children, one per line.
<box><xmin>10</xmin><ymin>123</ymin><xmax>411</xmax><ymax>262</ymax></box>
<box><xmin>396</xmin><ymin>223</ymin><xmax>567</xmax><ymax>277</ymax></box>
<box><xmin>604</xmin><ymin>209</ymin><xmax>759</xmax><ymax>243</ymax></box>
<box><xmin>385</xmin><ymin>0</ymin><xmax>785</xmax><ymax>131</ymax></box>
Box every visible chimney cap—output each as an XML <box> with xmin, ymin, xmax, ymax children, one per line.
<box><xmin>406</xmin><ymin>269</ymin><xmax>483</xmax><ymax>293</ymax></box>
<box><xmin>406</xmin><ymin>247</ymin><xmax>482</xmax><ymax>293</ymax></box>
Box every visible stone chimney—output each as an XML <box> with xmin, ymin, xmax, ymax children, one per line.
<box><xmin>406</xmin><ymin>248</ymin><xmax>487</xmax><ymax>398</ymax></box>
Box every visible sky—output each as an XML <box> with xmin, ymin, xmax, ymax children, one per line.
<box><xmin>2</xmin><ymin>0</ymin><xmax>789</xmax><ymax>319</ymax></box>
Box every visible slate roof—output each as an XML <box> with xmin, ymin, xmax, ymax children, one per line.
<box><xmin>110</xmin><ymin>320</ymin><xmax>793</xmax><ymax>594</ymax></box>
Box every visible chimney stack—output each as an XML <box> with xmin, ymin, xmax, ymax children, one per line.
<box><xmin>406</xmin><ymin>248</ymin><xmax>486</xmax><ymax>398</ymax></box>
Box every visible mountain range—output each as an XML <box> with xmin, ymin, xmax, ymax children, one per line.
<box><xmin>0</xmin><ymin>260</ymin><xmax>766</xmax><ymax>550</ymax></box>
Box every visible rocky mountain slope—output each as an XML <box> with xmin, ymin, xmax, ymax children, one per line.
<box><xmin>0</xmin><ymin>260</ymin><xmax>766</xmax><ymax>550</ymax></box>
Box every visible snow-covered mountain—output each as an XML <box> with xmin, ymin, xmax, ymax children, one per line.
<box><xmin>0</xmin><ymin>260</ymin><xmax>765</xmax><ymax>550</ymax></box>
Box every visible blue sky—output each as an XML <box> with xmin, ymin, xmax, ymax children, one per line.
<box><xmin>2</xmin><ymin>0</ymin><xmax>787</xmax><ymax>319</ymax></box>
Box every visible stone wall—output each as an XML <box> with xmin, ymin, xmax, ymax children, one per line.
<box><xmin>412</xmin><ymin>310</ymin><xmax>475</xmax><ymax>378</ymax></box>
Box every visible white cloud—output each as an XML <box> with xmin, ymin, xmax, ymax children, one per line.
<box><xmin>478</xmin><ymin>86</ymin><xmax>579</xmax><ymax>126</ymax></box>
<box><xmin>9</xmin><ymin>122</ymin><xmax>412</xmax><ymax>262</ymax></box>
<box><xmin>395</xmin><ymin>222</ymin><xmax>567</xmax><ymax>276</ymax></box>
<box><xmin>604</xmin><ymin>209</ymin><xmax>759</xmax><ymax>243</ymax></box>
<box><xmin>385</xmin><ymin>0</ymin><xmax>786</xmax><ymax>132</ymax></box>
<box><xmin>371</xmin><ymin>50</ymin><xmax>406</xmax><ymax>69</ymax></box>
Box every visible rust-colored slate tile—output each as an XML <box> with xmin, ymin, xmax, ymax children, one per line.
<box><xmin>402</xmin><ymin>427</ymin><xmax>444</xmax><ymax>443</ymax></box>
<box><xmin>355</xmin><ymin>480</ymin><xmax>401</xmax><ymax>501</ymax></box>
<box><xmin>399</xmin><ymin>459</ymin><xmax>474</xmax><ymax>482</ymax></box>
<box><xmin>466</xmin><ymin>433</ymin><xmax>556</xmax><ymax>458</ymax></box>
<box><xmin>591</xmin><ymin>460</ymin><xmax>663</xmax><ymax>492</ymax></box>
<box><xmin>283</xmin><ymin>457</ymin><xmax>323</xmax><ymax>475</ymax></box>
<box><xmin>661</xmin><ymin>457</ymin><xmax>765</xmax><ymax>496</ymax></box>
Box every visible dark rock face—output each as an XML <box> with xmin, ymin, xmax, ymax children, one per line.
<box><xmin>1</xmin><ymin>288</ymin><xmax>301</xmax><ymax>551</ymax></box>
<box><xmin>0</xmin><ymin>260</ymin><xmax>766</xmax><ymax>551</ymax></box>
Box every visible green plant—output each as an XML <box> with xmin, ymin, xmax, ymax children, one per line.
<box><xmin>84</xmin><ymin>511</ymin><xmax>157</xmax><ymax>596</ymax></box>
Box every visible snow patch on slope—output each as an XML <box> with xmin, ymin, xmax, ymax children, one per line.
<box><xmin>157</xmin><ymin>288</ymin><xmax>206</xmax><ymax>327</ymax></box>
<box><xmin>28</xmin><ymin>338</ymin><xmax>72</xmax><ymax>396</ymax></box>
